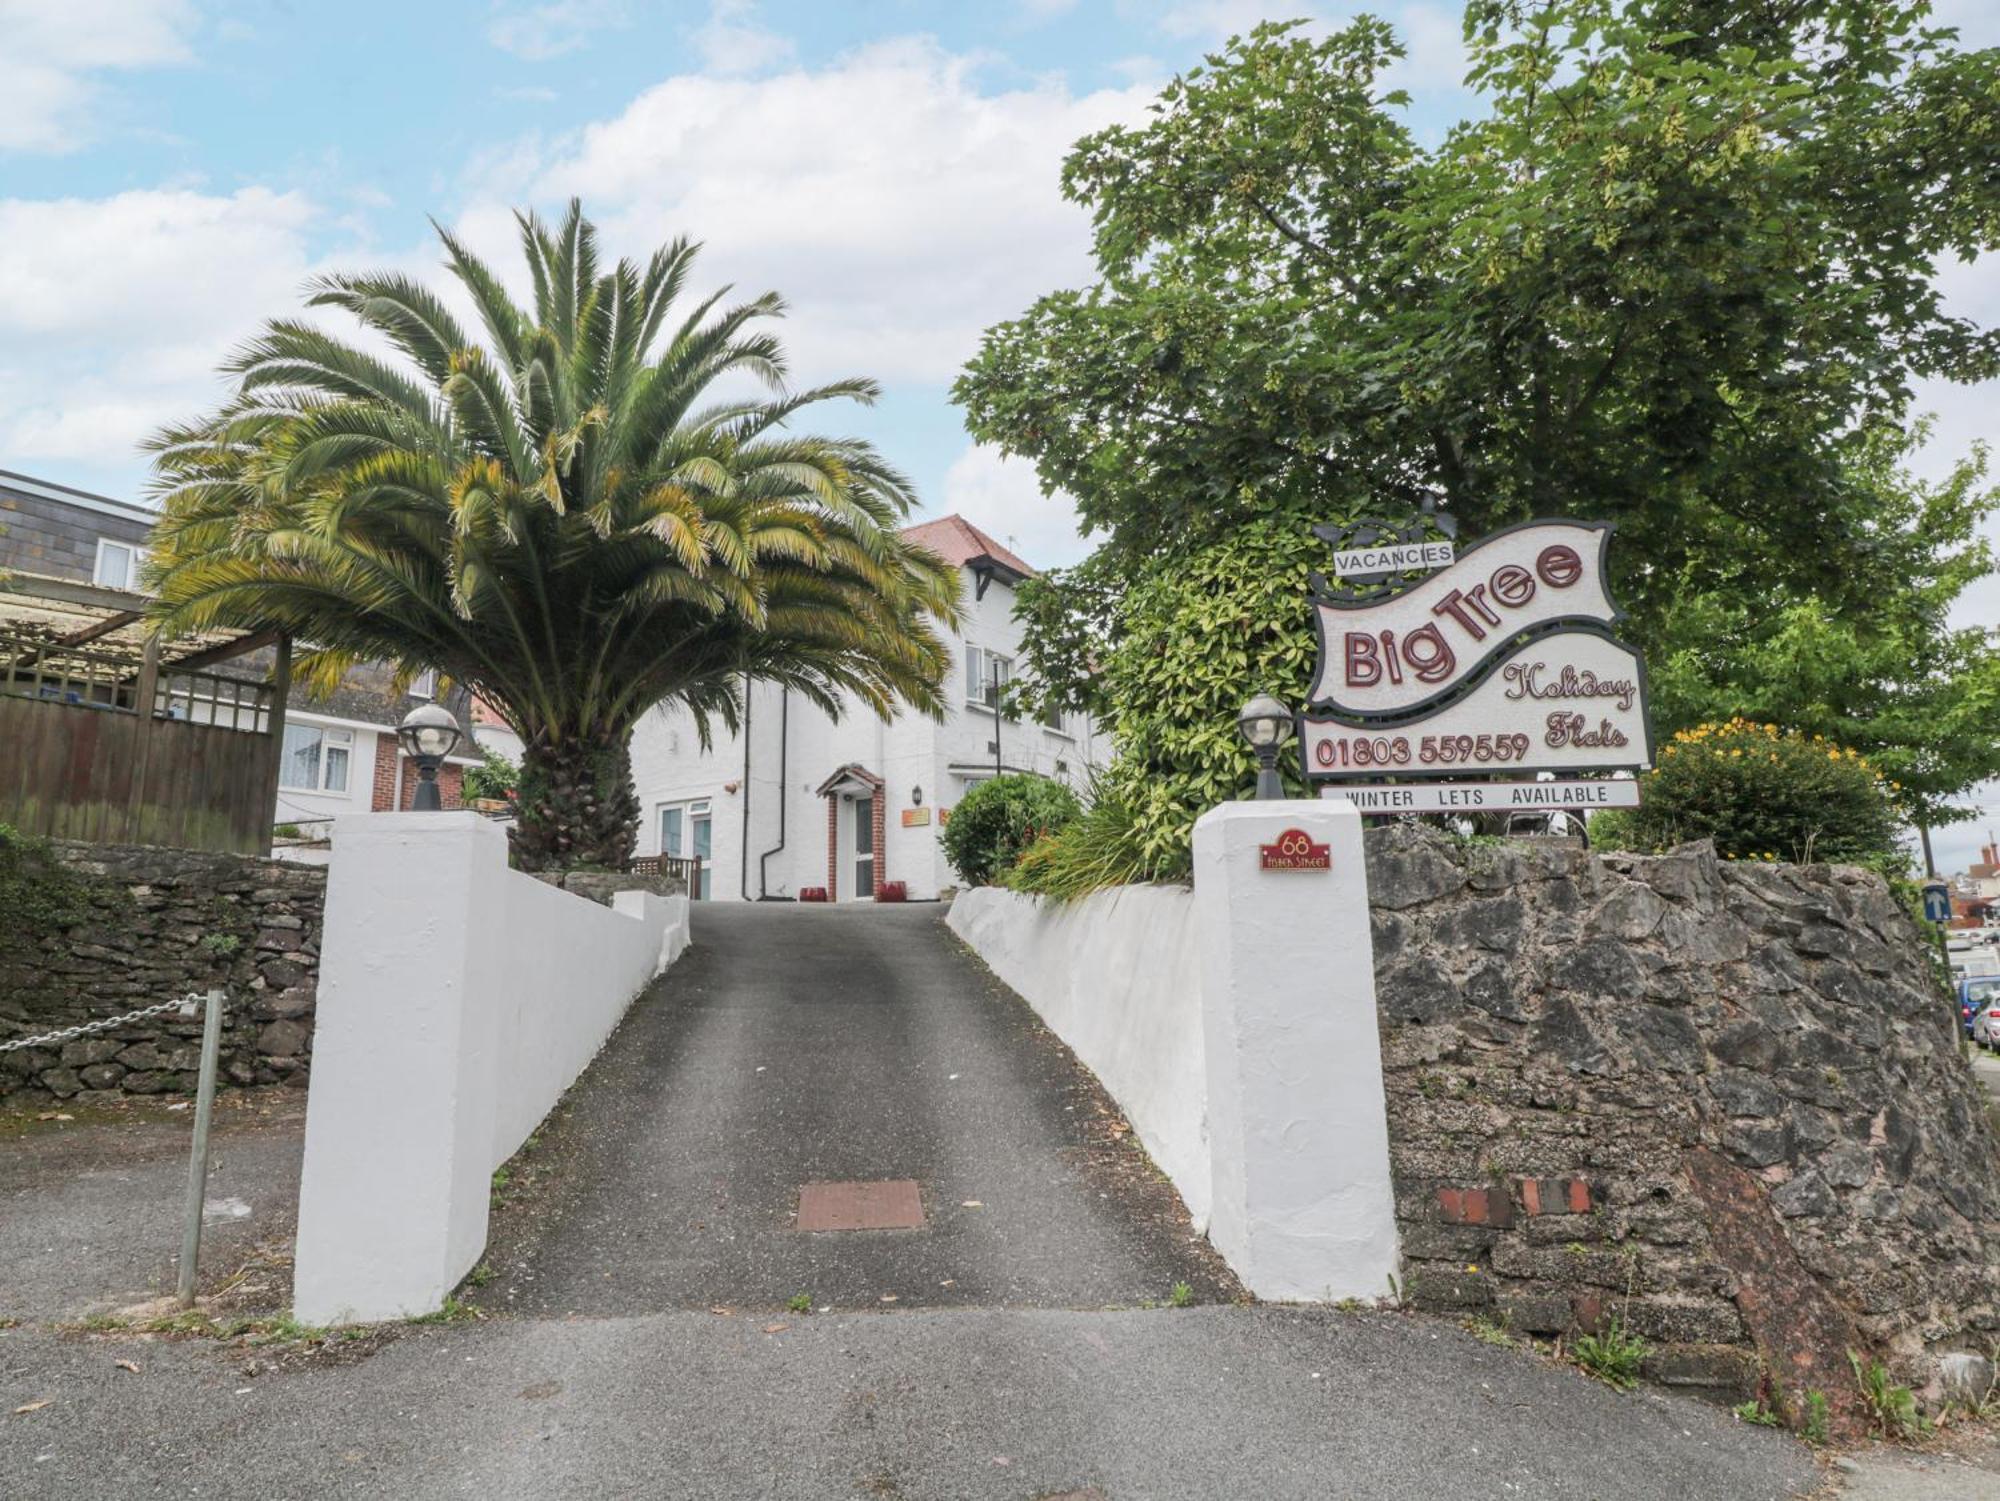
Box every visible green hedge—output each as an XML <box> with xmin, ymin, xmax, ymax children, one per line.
<box><xmin>940</xmin><ymin>774</ymin><xmax>1081</xmax><ymax>886</ymax></box>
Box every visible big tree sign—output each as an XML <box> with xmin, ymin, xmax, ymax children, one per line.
<box><xmin>1302</xmin><ymin>519</ymin><xmax>1652</xmax><ymax>814</ymax></box>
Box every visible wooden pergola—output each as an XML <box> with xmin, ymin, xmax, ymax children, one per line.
<box><xmin>0</xmin><ymin>571</ymin><xmax>290</xmax><ymax>856</ymax></box>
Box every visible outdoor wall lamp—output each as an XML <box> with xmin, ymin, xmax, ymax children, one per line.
<box><xmin>1236</xmin><ymin>693</ymin><xmax>1296</xmax><ymax>801</ymax></box>
<box><xmin>912</xmin><ymin>785</ymin><xmax>924</xmax><ymax>806</ymax></box>
<box><xmin>397</xmin><ymin>703</ymin><xmax>463</xmax><ymax>811</ymax></box>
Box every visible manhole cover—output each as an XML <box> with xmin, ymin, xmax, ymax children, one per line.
<box><xmin>796</xmin><ymin>1179</ymin><xmax>925</xmax><ymax>1231</ymax></box>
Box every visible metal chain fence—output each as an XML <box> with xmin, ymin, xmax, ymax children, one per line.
<box><xmin>4</xmin><ymin>988</ymin><xmax>230</xmax><ymax>1308</ymax></box>
<box><xmin>0</xmin><ymin>993</ymin><xmax>208</xmax><ymax>1054</ymax></box>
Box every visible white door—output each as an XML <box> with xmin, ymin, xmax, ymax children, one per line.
<box><xmin>851</xmin><ymin>795</ymin><xmax>874</xmax><ymax>899</ymax></box>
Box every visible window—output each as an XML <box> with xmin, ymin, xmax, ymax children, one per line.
<box><xmin>1041</xmin><ymin>701</ymin><xmax>1068</xmax><ymax>736</ymax></box>
<box><xmin>966</xmin><ymin>645</ymin><xmax>1012</xmax><ymax>709</ymax></box>
<box><xmin>410</xmin><ymin>669</ymin><xmax>437</xmax><ymax>699</ymax></box>
<box><xmin>278</xmin><ymin>724</ymin><xmax>353</xmax><ymax>792</ymax></box>
<box><xmin>93</xmin><ymin>539</ymin><xmax>144</xmax><ymax>589</ymax></box>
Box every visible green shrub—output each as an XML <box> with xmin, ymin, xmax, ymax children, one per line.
<box><xmin>1593</xmin><ymin>718</ymin><xmax>1904</xmax><ymax>869</ymax></box>
<box><xmin>940</xmin><ymin>774</ymin><xmax>1080</xmax><ymax>886</ymax></box>
<box><xmin>1000</xmin><ymin>793</ymin><xmax>1175</xmax><ymax>901</ymax></box>
<box><xmin>464</xmin><ymin>748</ymin><xmax>519</xmax><ymax>803</ymax></box>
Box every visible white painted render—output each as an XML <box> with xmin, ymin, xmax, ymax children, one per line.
<box><xmin>629</xmin><ymin>560</ymin><xmax>1107</xmax><ymax>902</ymax></box>
<box><xmin>293</xmin><ymin>814</ymin><xmax>689</xmax><ymax>1323</ymax></box>
<box><xmin>947</xmin><ymin>882</ymin><xmax>1211</xmax><ymax>1229</ymax></box>
<box><xmin>1193</xmin><ymin>799</ymin><xmax>1399</xmax><ymax>1302</ymax></box>
<box><xmin>948</xmin><ymin>799</ymin><xmax>1400</xmax><ymax>1305</ymax></box>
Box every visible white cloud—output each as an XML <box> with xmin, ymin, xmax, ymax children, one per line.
<box><xmin>488</xmin><ymin>0</ymin><xmax>628</xmax><ymax>62</ymax></box>
<box><xmin>693</xmin><ymin>0</ymin><xmax>795</xmax><ymax>77</ymax></box>
<box><xmin>0</xmin><ymin>188</ymin><xmax>321</xmax><ymax>470</ymax></box>
<box><xmin>0</xmin><ymin>0</ymin><xmax>195</xmax><ymax>152</ymax></box>
<box><xmin>471</xmin><ymin>37</ymin><xmax>1152</xmax><ymax>387</ymax></box>
<box><xmin>937</xmin><ymin>445</ymin><xmax>1094</xmax><ymax>571</ymax></box>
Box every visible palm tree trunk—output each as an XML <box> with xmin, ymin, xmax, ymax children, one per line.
<box><xmin>511</xmin><ymin>727</ymin><xmax>641</xmax><ymax>872</ymax></box>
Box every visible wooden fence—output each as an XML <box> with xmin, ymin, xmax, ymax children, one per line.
<box><xmin>0</xmin><ymin>630</ymin><xmax>286</xmax><ymax>856</ymax></box>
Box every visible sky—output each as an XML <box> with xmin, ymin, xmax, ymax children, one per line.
<box><xmin>1</xmin><ymin>0</ymin><xmax>1994</xmax><ymax>868</ymax></box>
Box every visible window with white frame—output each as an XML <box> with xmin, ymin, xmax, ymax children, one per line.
<box><xmin>410</xmin><ymin>669</ymin><xmax>437</xmax><ymax>699</ymax></box>
<box><xmin>93</xmin><ymin>539</ymin><xmax>145</xmax><ymax>589</ymax></box>
<box><xmin>966</xmin><ymin>645</ymin><xmax>1012</xmax><ymax>710</ymax></box>
<box><xmin>658</xmin><ymin>798</ymin><xmax>713</xmax><ymax>899</ymax></box>
<box><xmin>278</xmin><ymin>724</ymin><xmax>353</xmax><ymax>792</ymax></box>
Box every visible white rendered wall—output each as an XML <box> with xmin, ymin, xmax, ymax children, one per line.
<box><xmin>1192</xmin><ymin>800</ymin><xmax>1399</xmax><ymax>1302</ymax></box>
<box><xmin>293</xmin><ymin>813</ymin><xmax>688</xmax><ymax>1324</ymax></box>
<box><xmin>625</xmin><ymin>561</ymin><xmax>1111</xmax><ymax>902</ymax></box>
<box><xmin>948</xmin><ymin>883</ymin><xmax>1210</xmax><ymax>1228</ymax></box>
<box><xmin>949</xmin><ymin>800</ymin><xmax>1399</xmax><ymax>1304</ymax></box>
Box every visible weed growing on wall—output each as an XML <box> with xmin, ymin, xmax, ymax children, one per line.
<box><xmin>0</xmin><ymin>824</ymin><xmax>95</xmax><ymax>946</ymax></box>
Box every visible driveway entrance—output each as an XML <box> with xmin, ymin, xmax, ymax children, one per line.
<box><xmin>478</xmin><ymin>904</ymin><xmax>1234</xmax><ymax>1315</ymax></box>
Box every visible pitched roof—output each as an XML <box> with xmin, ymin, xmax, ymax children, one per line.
<box><xmin>900</xmin><ymin>514</ymin><xmax>1036</xmax><ymax>580</ymax></box>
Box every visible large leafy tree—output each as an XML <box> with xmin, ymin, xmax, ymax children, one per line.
<box><xmin>959</xmin><ymin>2</ymin><xmax>2000</xmax><ymax>842</ymax></box>
<box><xmin>147</xmin><ymin>202</ymin><xmax>960</xmax><ymax>869</ymax></box>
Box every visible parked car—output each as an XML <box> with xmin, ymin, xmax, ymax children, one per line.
<box><xmin>1965</xmin><ymin>974</ymin><xmax>2000</xmax><ymax>1047</ymax></box>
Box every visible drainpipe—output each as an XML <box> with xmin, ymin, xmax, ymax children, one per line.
<box><xmin>757</xmin><ymin>689</ymin><xmax>790</xmax><ymax>898</ymax></box>
<box><xmin>739</xmin><ymin>671</ymin><xmax>754</xmax><ymax>901</ymax></box>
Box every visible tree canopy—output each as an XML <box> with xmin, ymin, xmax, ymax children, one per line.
<box><xmin>148</xmin><ymin>202</ymin><xmax>961</xmax><ymax>868</ymax></box>
<box><xmin>959</xmin><ymin>3</ymin><xmax>2000</xmax><ymax>628</ymax></box>
<box><xmin>957</xmin><ymin>1</ymin><xmax>2000</xmax><ymax>848</ymax></box>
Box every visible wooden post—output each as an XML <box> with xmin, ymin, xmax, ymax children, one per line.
<box><xmin>127</xmin><ymin>632</ymin><xmax>162</xmax><ymax>845</ymax></box>
<box><xmin>260</xmin><ymin>634</ymin><xmax>292</xmax><ymax>856</ymax></box>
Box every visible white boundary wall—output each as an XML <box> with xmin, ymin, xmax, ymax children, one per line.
<box><xmin>949</xmin><ymin>882</ymin><xmax>1210</xmax><ymax>1228</ymax></box>
<box><xmin>948</xmin><ymin>799</ymin><xmax>1399</xmax><ymax>1303</ymax></box>
<box><xmin>294</xmin><ymin>813</ymin><xmax>689</xmax><ymax>1324</ymax></box>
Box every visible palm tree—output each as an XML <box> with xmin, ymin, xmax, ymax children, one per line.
<box><xmin>145</xmin><ymin>202</ymin><xmax>961</xmax><ymax>870</ymax></box>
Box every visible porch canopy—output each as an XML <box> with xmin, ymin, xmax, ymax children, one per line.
<box><xmin>0</xmin><ymin>571</ymin><xmax>290</xmax><ymax>855</ymax></box>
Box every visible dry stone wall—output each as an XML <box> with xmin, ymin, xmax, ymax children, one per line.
<box><xmin>0</xmin><ymin>841</ymin><xmax>324</xmax><ymax>1102</ymax></box>
<box><xmin>1369</xmin><ymin>825</ymin><xmax>1999</xmax><ymax>1421</ymax></box>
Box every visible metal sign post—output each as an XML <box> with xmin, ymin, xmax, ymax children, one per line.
<box><xmin>1922</xmin><ymin>883</ymin><xmax>1962</xmax><ymax>1052</ymax></box>
<box><xmin>176</xmin><ymin>988</ymin><xmax>227</xmax><ymax>1309</ymax></box>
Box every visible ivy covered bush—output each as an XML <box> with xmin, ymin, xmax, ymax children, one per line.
<box><xmin>940</xmin><ymin>773</ymin><xmax>1081</xmax><ymax>886</ymax></box>
<box><xmin>1004</xmin><ymin>514</ymin><xmax>1340</xmax><ymax>895</ymax></box>
<box><xmin>1591</xmin><ymin>719</ymin><xmax>1904</xmax><ymax>868</ymax></box>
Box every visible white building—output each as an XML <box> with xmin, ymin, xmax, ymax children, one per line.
<box><xmin>629</xmin><ymin>515</ymin><xmax>1107</xmax><ymax>902</ymax></box>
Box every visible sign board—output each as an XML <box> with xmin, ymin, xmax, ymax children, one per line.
<box><xmin>1320</xmin><ymin>779</ymin><xmax>1640</xmax><ymax>815</ymax></box>
<box><xmin>901</xmin><ymin>807</ymin><xmax>932</xmax><ymax>827</ymax></box>
<box><xmin>1923</xmin><ymin>882</ymin><xmax>1953</xmax><ymax>925</ymax></box>
<box><xmin>1331</xmin><ymin>540</ymin><xmax>1454</xmax><ymax>580</ymax></box>
<box><xmin>1259</xmin><ymin>828</ymin><xmax>1331</xmax><ymax>871</ymax></box>
<box><xmin>1309</xmin><ymin>520</ymin><xmax>1618</xmax><ymax>718</ymax></box>
<box><xmin>1303</xmin><ymin>627</ymin><xmax>1652</xmax><ymax>779</ymax></box>
<box><xmin>1302</xmin><ymin>517</ymin><xmax>1651</xmax><ymax>799</ymax></box>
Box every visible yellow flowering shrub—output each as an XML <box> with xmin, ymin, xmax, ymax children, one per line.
<box><xmin>1593</xmin><ymin>719</ymin><xmax>1903</xmax><ymax>868</ymax></box>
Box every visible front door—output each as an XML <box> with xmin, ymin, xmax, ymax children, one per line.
<box><xmin>852</xmin><ymin>795</ymin><xmax>874</xmax><ymax>899</ymax></box>
<box><xmin>690</xmin><ymin>808</ymin><xmax>712</xmax><ymax>900</ymax></box>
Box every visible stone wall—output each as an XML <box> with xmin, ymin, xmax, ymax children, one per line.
<box><xmin>0</xmin><ymin>841</ymin><xmax>324</xmax><ymax>1102</ymax></box>
<box><xmin>1370</xmin><ymin>825</ymin><xmax>1999</xmax><ymax>1421</ymax></box>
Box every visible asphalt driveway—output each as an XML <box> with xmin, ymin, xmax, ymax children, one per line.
<box><xmin>478</xmin><ymin>903</ymin><xmax>1235</xmax><ymax>1316</ymax></box>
